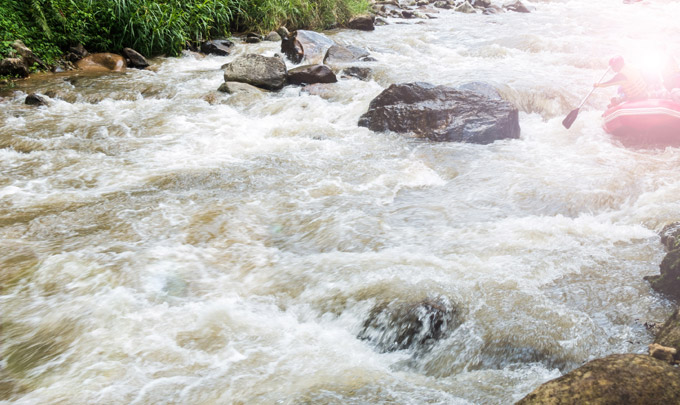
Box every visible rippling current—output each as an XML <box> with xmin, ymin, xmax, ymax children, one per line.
<box><xmin>2</xmin><ymin>0</ymin><xmax>680</xmax><ymax>403</ymax></box>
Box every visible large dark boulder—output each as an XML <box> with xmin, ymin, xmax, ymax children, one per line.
<box><xmin>25</xmin><ymin>93</ymin><xmax>49</xmax><ymax>106</ymax></box>
<box><xmin>280</xmin><ymin>30</ymin><xmax>335</xmax><ymax>65</ymax></box>
<box><xmin>223</xmin><ymin>54</ymin><xmax>287</xmax><ymax>91</ymax></box>
<box><xmin>516</xmin><ymin>354</ymin><xmax>680</xmax><ymax>404</ymax></box>
<box><xmin>200</xmin><ymin>40</ymin><xmax>234</xmax><ymax>56</ymax></box>
<box><xmin>287</xmin><ymin>64</ymin><xmax>337</xmax><ymax>85</ymax></box>
<box><xmin>644</xmin><ymin>222</ymin><xmax>680</xmax><ymax>301</ymax></box>
<box><xmin>122</xmin><ymin>48</ymin><xmax>149</xmax><ymax>69</ymax></box>
<box><xmin>0</xmin><ymin>58</ymin><xmax>29</xmax><ymax>78</ymax></box>
<box><xmin>347</xmin><ymin>15</ymin><xmax>375</xmax><ymax>31</ymax></box>
<box><xmin>358</xmin><ymin>82</ymin><xmax>520</xmax><ymax>144</ymax></box>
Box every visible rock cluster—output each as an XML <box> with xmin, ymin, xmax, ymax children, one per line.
<box><xmin>371</xmin><ymin>0</ymin><xmax>531</xmax><ymax>21</ymax></box>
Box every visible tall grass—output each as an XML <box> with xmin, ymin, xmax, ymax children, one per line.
<box><xmin>1</xmin><ymin>0</ymin><xmax>371</xmax><ymax>67</ymax></box>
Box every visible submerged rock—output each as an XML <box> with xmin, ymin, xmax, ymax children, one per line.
<box><xmin>287</xmin><ymin>64</ymin><xmax>337</xmax><ymax>85</ymax></box>
<box><xmin>76</xmin><ymin>53</ymin><xmax>126</xmax><ymax>72</ymax></box>
<box><xmin>122</xmin><ymin>48</ymin><xmax>149</xmax><ymax>69</ymax></box>
<box><xmin>342</xmin><ymin>67</ymin><xmax>372</xmax><ymax>81</ymax></box>
<box><xmin>358</xmin><ymin>297</ymin><xmax>461</xmax><ymax>353</ymax></box>
<box><xmin>280</xmin><ymin>30</ymin><xmax>335</xmax><ymax>65</ymax></box>
<box><xmin>217</xmin><ymin>81</ymin><xmax>264</xmax><ymax>95</ymax></box>
<box><xmin>223</xmin><ymin>54</ymin><xmax>287</xmax><ymax>91</ymax></box>
<box><xmin>517</xmin><ymin>354</ymin><xmax>680</xmax><ymax>404</ymax></box>
<box><xmin>455</xmin><ymin>1</ymin><xmax>477</xmax><ymax>13</ymax></box>
<box><xmin>358</xmin><ymin>82</ymin><xmax>520</xmax><ymax>144</ymax></box>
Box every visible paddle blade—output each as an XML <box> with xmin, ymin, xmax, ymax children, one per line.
<box><xmin>562</xmin><ymin>108</ymin><xmax>580</xmax><ymax>129</ymax></box>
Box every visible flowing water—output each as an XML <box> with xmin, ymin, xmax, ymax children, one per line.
<box><xmin>2</xmin><ymin>0</ymin><xmax>680</xmax><ymax>403</ymax></box>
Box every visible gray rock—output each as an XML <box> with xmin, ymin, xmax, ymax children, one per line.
<box><xmin>358</xmin><ymin>82</ymin><xmax>520</xmax><ymax>144</ymax></box>
<box><xmin>217</xmin><ymin>81</ymin><xmax>265</xmax><ymax>94</ymax></box>
<box><xmin>457</xmin><ymin>81</ymin><xmax>502</xmax><ymax>100</ymax></box>
<box><xmin>324</xmin><ymin>44</ymin><xmax>371</xmax><ymax>64</ymax></box>
<box><xmin>504</xmin><ymin>0</ymin><xmax>531</xmax><ymax>12</ymax></box>
<box><xmin>342</xmin><ymin>67</ymin><xmax>372</xmax><ymax>81</ymax></box>
<box><xmin>122</xmin><ymin>48</ymin><xmax>149</xmax><ymax>69</ymax></box>
<box><xmin>265</xmin><ymin>31</ymin><xmax>282</xmax><ymax>42</ymax></box>
<box><xmin>200</xmin><ymin>40</ymin><xmax>234</xmax><ymax>56</ymax></box>
<box><xmin>288</xmin><ymin>64</ymin><xmax>338</xmax><ymax>85</ymax></box>
<box><xmin>455</xmin><ymin>1</ymin><xmax>476</xmax><ymax>13</ymax></box>
<box><xmin>223</xmin><ymin>54</ymin><xmax>288</xmax><ymax>90</ymax></box>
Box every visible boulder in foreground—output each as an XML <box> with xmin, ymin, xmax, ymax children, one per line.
<box><xmin>517</xmin><ymin>354</ymin><xmax>680</xmax><ymax>404</ymax></box>
<box><xmin>358</xmin><ymin>82</ymin><xmax>520</xmax><ymax>144</ymax></box>
<box><xmin>223</xmin><ymin>54</ymin><xmax>287</xmax><ymax>91</ymax></box>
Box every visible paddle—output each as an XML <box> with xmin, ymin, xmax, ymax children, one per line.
<box><xmin>562</xmin><ymin>67</ymin><xmax>611</xmax><ymax>129</ymax></box>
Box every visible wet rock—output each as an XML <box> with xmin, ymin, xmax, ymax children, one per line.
<box><xmin>11</xmin><ymin>40</ymin><xmax>46</xmax><ymax>69</ymax></box>
<box><xmin>347</xmin><ymin>15</ymin><xmax>375</xmax><ymax>31</ymax></box>
<box><xmin>504</xmin><ymin>0</ymin><xmax>531</xmax><ymax>13</ymax></box>
<box><xmin>0</xmin><ymin>58</ymin><xmax>29</xmax><ymax>78</ymax></box>
<box><xmin>69</xmin><ymin>44</ymin><xmax>88</xmax><ymax>59</ymax></box>
<box><xmin>434</xmin><ymin>0</ymin><xmax>454</xmax><ymax>9</ymax></box>
<box><xmin>25</xmin><ymin>93</ymin><xmax>49</xmax><ymax>106</ymax></box>
<box><xmin>265</xmin><ymin>31</ymin><xmax>282</xmax><ymax>42</ymax></box>
<box><xmin>281</xmin><ymin>30</ymin><xmax>335</xmax><ymax>65</ymax></box>
<box><xmin>358</xmin><ymin>82</ymin><xmax>520</xmax><ymax>144</ymax></box>
<box><xmin>660</xmin><ymin>222</ymin><xmax>680</xmax><ymax>251</ymax></box>
<box><xmin>472</xmin><ymin>0</ymin><xmax>492</xmax><ymax>7</ymax></box>
<box><xmin>122</xmin><ymin>48</ymin><xmax>149</xmax><ymax>69</ymax></box>
<box><xmin>245</xmin><ymin>33</ymin><xmax>263</xmax><ymax>44</ymax></box>
<box><xmin>76</xmin><ymin>53</ymin><xmax>126</xmax><ymax>72</ymax></box>
<box><xmin>200</xmin><ymin>39</ymin><xmax>234</xmax><ymax>56</ymax></box>
<box><xmin>455</xmin><ymin>1</ymin><xmax>477</xmax><ymax>13</ymax></box>
<box><xmin>644</xmin><ymin>248</ymin><xmax>680</xmax><ymax>301</ymax></box>
<box><xmin>516</xmin><ymin>354</ymin><xmax>680</xmax><ymax>404</ymax></box>
<box><xmin>223</xmin><ymin>54</ymin><xmax>287</xmax><ymax>91</ymax></box>
<box><xmin>288</xmin><ymin>64</ymin><xmax>337</xmax><ymax>85</ymax></box>
<box><xmin>342</xmin><ymin>67</ymin><xmax>372</xmax><ymax>81</ymax></box>
<box><xmin>324</xmin><ymin>44</ymin><xmax>371</xmax><ymax>64</ymax></box>
<box><xmin>654</xmin><ymin>308</ymin><xmax>680</xmax><ymax>362</ymax></box>
<box><xmin>649</xmin><ymin>343</ymin><xmax>677</xmax><ymax>364</ymax></box>
<box><xmin>217</xmin><ymin>81</ymin><xmax>264</xmax><ymax>94</ymax></box>
<box><xmin>358</xmin><ymin>297</ymin><xmax>461</xmax><ymax>352</ymax></box>
<box><xmin>375</xmin><ymin>17</ymin><xmax>390</xmax><ymax>26</ymax></box>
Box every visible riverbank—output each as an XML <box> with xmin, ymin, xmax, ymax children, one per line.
<box><xmin>0</xmin><ymin>0</ymin><xmax>370</xmax><ymax>79</ymax></box>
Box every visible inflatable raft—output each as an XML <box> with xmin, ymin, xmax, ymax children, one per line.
<box><xmin>603</xmin><ymin>99</ymin><xmax>680</xmax><ymax>146</ymax></box>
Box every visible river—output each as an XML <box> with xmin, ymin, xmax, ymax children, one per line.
<box><xmin>1</xmin><ymin>0</ymin><xmax>680</xmax><ymax>403</ymax></box>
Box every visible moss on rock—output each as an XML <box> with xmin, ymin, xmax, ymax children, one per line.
<box><xmin>516</xmin><ymin>354</ymin><xmax>680</xmax><ymax>404</ymax></box>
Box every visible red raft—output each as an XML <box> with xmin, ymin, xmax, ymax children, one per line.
<box><xmin>603</xmin><ymin>99</ymin><xmax>680</xmax><ymax>146</ymax></box>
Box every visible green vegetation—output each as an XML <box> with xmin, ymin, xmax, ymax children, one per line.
<box><xmin>0</xmin><ymin>0</ymin><xmax>370</xmax><ymax>67</ymax></box>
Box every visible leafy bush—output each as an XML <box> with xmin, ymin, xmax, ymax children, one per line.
<box><xmin>1</xmin><ymin>0</ymin><xmax>371</xmax><ymax>70</ymax></box>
